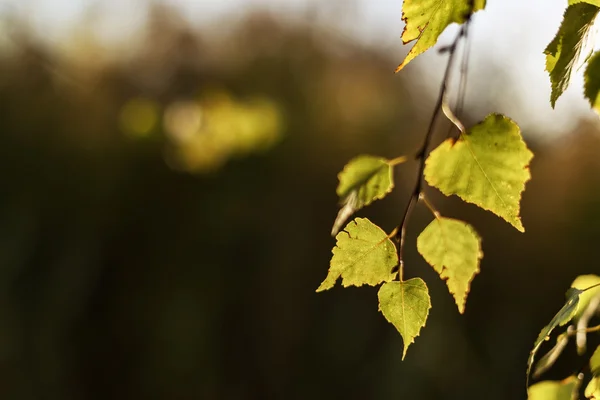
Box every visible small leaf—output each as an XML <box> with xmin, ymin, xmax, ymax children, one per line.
<box><xmin>545</xmin><ymin>2</ymin><xmax>599</xmax><ymax>107</ymax></box>
<box><xmin>528</xmin><ymin>376</ymin><xmax>581</xmax><ymax>400</ymax></box>
<box><xmin>585</xmin><ymin>51</ymin><xmax>600</xmax><ymax>115</ymax></box>
<box><xmin>331</xmin><ymin>155</ymin><xmax>400</xmax><ymax>236</ymax></box>
<box><xmin>378</xmin><ymin>278</ymin><xmax>431</xmax><ymax>359</ymax></box>
<box><xmin>317</xmin><ymin>218</ymin><xmax>397</xmax><ymax>292</ymax></box>
<box><xmin>416</xmin><ymin>217</ymin><xmax>482</xmax><ymax>313</ymax></box>
<box><xmin>527</xmin><ymin>288</ymin><xmax>583</xmax><ymax>383</ymax></box>
<box><xmin>396</xmin><ymin>0</ymin><xmax>486</xmax><ymax>72</ymax></box>
<box><xmin>424</xmin><ymin>114</ymin><xmax>533</xmax><ymax>232</ymax></box>
<box><xmin>591</xmin><ymin>345</ymin><xmax>600</xmax><ymax>374</ymax></box>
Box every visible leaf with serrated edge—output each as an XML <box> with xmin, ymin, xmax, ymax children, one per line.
<box><xmin>378</xmin><ymin>278</ymin><xmax>431</xmax><ymax>359</ymax></box>
<box><xmin>545</xmin><ymin>3</ymin><xmax>599</xmax><ymax>107</ymax></box>
<box><xmin>528</xmin><ymin>376</ymin><xmax>580</xmax><ymax>400</ymax></box>
<box><xmin>317</xmin><ymin>218</ymin><xmax>397</xmax><ymax>292</ymax></box>
<box><xmin>417</xmin><ymin>217</ymin><xmax>481</xmax><ymax>313</ymax></box>
<box><xmin>332</xmin><ymin>155</ymin><xmax>400</xmax><ymax>236</ymax></box>
<box><xmin>527</xmin><ymin>288</ymin><xmax>583</xmax><ymax>384</ymax></box>
<box><xmin>396</xmin><ymin>0</ymin><xmax>486</xmax><ymax>72</ymax></box>
<box><xmin>424</xmin><ymin>114</ymin><xmax>533</xmax><ymax>232</ymax></box>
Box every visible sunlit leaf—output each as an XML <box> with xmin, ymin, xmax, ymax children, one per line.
<box><xmin>585</xmin><ymin>346</ymin><xmax>600</xmax><ymax>399</ymax></box>
<box><xmin>395</xmin><ymin>0</ymin><xmax>486</xmax><ymax>72</ymax></box>
<box><xmin>416</xmin><ymin>217</ymin><xmax>482</xmax><ymax>313</ymax></box>
<box><xmin>317</xmin><ymin>218</ymin><xmax>397</xmax><ymax>292</ymax></box>
<box><xmin>527</xmin><ymin>288</ymin><xmax>583</xmax><ymax>383</ymax></box>
<box><xmin>378</xmin><ymin>278</ymin><xmax>431</xmax><ymax>359</ymax></box>
<box><xmin>424</xmin><ymin>114</ymin><xmax>533</xmax><ymax>232</ymax></box>
<box><xmin>528</xmin><ymin>376</ymin><xmax>581</xmax><ymax>400</ymax></box>
<box><xmin>585</xmin><ymin>51</ymin><xmax>600</xmax><ymax>115</ymax></box>
<box><xmin>332</xmin><ymin>155</ymin><xmax>403</xmax><ymax>236</ymax></box>
<box><xmin>545</xmin><ymin>2</ymin><xmax>599</xmax><ymax>107</ymax></box>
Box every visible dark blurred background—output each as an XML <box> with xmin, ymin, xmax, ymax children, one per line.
<box><xmin>1</xmin><ymin>1</ymin><xmax>600</xmax><ymax>399</ymax></box>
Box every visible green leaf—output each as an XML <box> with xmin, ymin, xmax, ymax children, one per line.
<box><xmin>424</xmin><ymin>114</ymin><xmax>533</xmax><ymax>232</ymax></box>
<box><xmin>585</xmin><ymin>346</ymin><xmax>600</xmax><ymax>398</ymax></box>
<box><xmin>528</xmin><ymin>376</ymin><xmax>581</xmax><ymax>400</ymax></box>
<box><xmin>569</xmin><ymin>0</ymin><xmax>600</xmax><ymax>7</ymax></box>
<box><xmin>584</xmin><ymin>51</ymin><xmax>600</xmax><ymax>114</ymax></box>
<box><xmin>396</xmin><ymin>0</ymin><xmax>486</xmax><ymax>72</ymax></box>
<box><xmin>585</xmin><ymin>377</ymin><xmax>600</xmax><ymax>399</ymax></box>
<box><xmin>527</xmin><ymin>288</ymin><xmax>583</xmax><ymax>383</ymax></box>
<box><xmin>378</xmin><ymin>278</ymin><xmax>431</xmax><ymax>359</ymax></box>
<box><xmin>332</xmin><ymin>155</ymin><xmax>403</xmax><ymax>236</ymax></box>
<box><xmin>545</xmin><ymin>2</ymin><xmax>599</xmax><ymax>107</ymax></box>
<box><xmin>416</xmin><ymin>217</ymin><xmax>482</xmax><ymax>313</ymax></box>
<box><xmin>317</xmin><ymin>218</ymin><xmax>397</xmax><ymax>292</ymax></box>
<box><xmin>591</xmin><ymin>345</ymin><xmax>600</xmax><ymax>374</ymax></box>
<box><xmin>571</xmin><ymin>275</ymin><xmax>600</xmax><ymax>320</ymax></box>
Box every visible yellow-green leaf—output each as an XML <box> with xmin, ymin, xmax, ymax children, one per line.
<box><xmin>332</xmin><ymin>155</ymin><xmax>403</xmax><ymax>236</ymax></box>
<box><xmin>545</xmin><ymin>2</ymin><xmax>599</xmax><ymax>107</ymax></box>
<box><xmin>571</xmin><ymin>275</ymin><xmax>600</xmax><ymax>319</ymax></box>
<box><xmin>378</xmin><ymin>278</ymin><xmax>431</xmax><ymax>359</ymax></box>
<box><xmin>528</xmin><ymin>376</ymin><xmax>581</xmax><ymax>400</ymax></box>
<box><xmin>585</xmin><ymin>346</ymin><xmax>600</xmax><ymax>398</ymax></box>
<box><xmin>317</xmin><ymin>218</ymin><xmax>397</xmax><ymax>292</ymax></box>
<box><xmin>416</xmin><ymin>217</ymin><xmax>481</xmax><ymax>313</ymax></box>
<box><xmin>396</xmin><ymin>0</ymin><xmax>486</xmax><ymax>72</ymax></box>
<box><xmin>585</xmin><ymin>51</ymin><xmax>600</xmax><ymax>115</ymax></box>
<box><xmin>424</xmin><ymin>114</ymin><xmax>533</xmax><ymax>232</ymax></box>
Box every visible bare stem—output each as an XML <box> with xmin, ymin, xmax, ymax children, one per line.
<box><xmin>393</xmin><ymin>23</ymin><xmax>469</xmax><ymax>281</ymax></box>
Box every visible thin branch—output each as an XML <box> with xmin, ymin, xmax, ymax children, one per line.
<box><xmin>393</xmin><ymin>23</ymin><xmax>469</xmax><ymax>281</ymax></box>
<box><xmin>446</xmin><ymin>21</ymin><xmax>472</xmax><ymax>139</ymax></box>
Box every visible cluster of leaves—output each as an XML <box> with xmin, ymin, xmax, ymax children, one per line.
<box><xmin>318</xmin><ymin>0</ymin><xmax>600</xmax><ymax>397</ymax></box>
<box><xmin>317</xmin><ymin>0</ymin><xmax>534</xmax><ymax>359</ymax></box>
<box><xmin>527</xmin><ymin>276</ymin><xmax>600</xmax><ymax>399</ymax></box>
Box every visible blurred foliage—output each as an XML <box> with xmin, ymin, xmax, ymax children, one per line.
<box><xmin>0</xmin><ymin>3</ymin><xmax>600</xmax><ymax>400</ymax></box>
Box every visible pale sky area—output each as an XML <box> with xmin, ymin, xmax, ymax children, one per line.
<box><xmin>1</xmin><ymin>0</ymin><xmax>599</xmax><ymax>137</ymax></box>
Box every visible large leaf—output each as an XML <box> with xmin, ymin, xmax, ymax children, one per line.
<box><xmin>395</xmin><ymin>0</ymin><xmax>486</xmax><ymax>72</ymax></box>
<box><xmin>545</xmin><ymin>2</ymin><xmax>599</xmax><ymax>107</ymax></box>
<box><xmin>528</xmin><ymin>376</ymin><xmax>581</xmax><ymax>400</ymax></box>
<box><xmin>331</xmin><ymin>155</ymin><xmax>403</xmax><ymax>236</ymax></box>
<box><xmin>317</xmin><ymin>218</ymin><xmax>397</xmax><ymax>292</ymax></box>
<box><xmin>416</xmin><ymin>217</ymin><xmax>482</xmax><ymax>313</ymax></box>
<box><xmin>378</xmin><ymin>278</ymin><xmax>431</xmax><ymax>359</ymax></box>
<box><xmin>527</xmin><ymin>288</ymin><xmax>583</xmax><ymax>383</ymax></box>
<box><xmin>424</xmin><ymin>114</ymin><xmax>533</xmax><ymax>232</ymax></box>
<box><xmin>585</xmin><ymin>51</ymin><xmax>600</xmax><ymax>114</ymax></box>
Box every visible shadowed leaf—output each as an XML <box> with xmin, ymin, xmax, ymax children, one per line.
<box><xmin>331</xmin><ymin>155</ymin><xmax>401</xmax><ymax>236</ymax></box>
<box><xmin>545</xmin><ymin>2</ymin><xmax>599</xmax><ymax>106</ymax></box>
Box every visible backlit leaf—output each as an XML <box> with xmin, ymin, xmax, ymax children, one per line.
<box><xmin>416</xmin><ymin>217</ymin><xmax>481</xmax><ymax>313</ymax></box>
<box><xmin>545</xmin><ymin>2</ymin><xmax>599</xmax><ymax>107</ymax></box>
<box><xmin>332</xmin><ymin>155</ymin><xmax>402</xmax><ymax>236</ymax></box>
<box><xmin>378</xmin><ymin>278</ymin><xmax>431</xmax><ymax>359</ymax></box>
<box><xmin>396</xmin><ymin>0</ymin><xmax>486</xmax><ymax>72</ymax></box>
<box><xmin>528</xmin><ymin>376</ymin><xmax>581</xmax><ymax>400</ymax></box>
<box><xmin>424</xmin><ymin>114</ymin><xmax>533</xmax><ymax>232</ymax></box>
<box><xmin>317</xmin><ymin>218</ymin><xmax>397</xmax><ymax>292</ymax></box>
